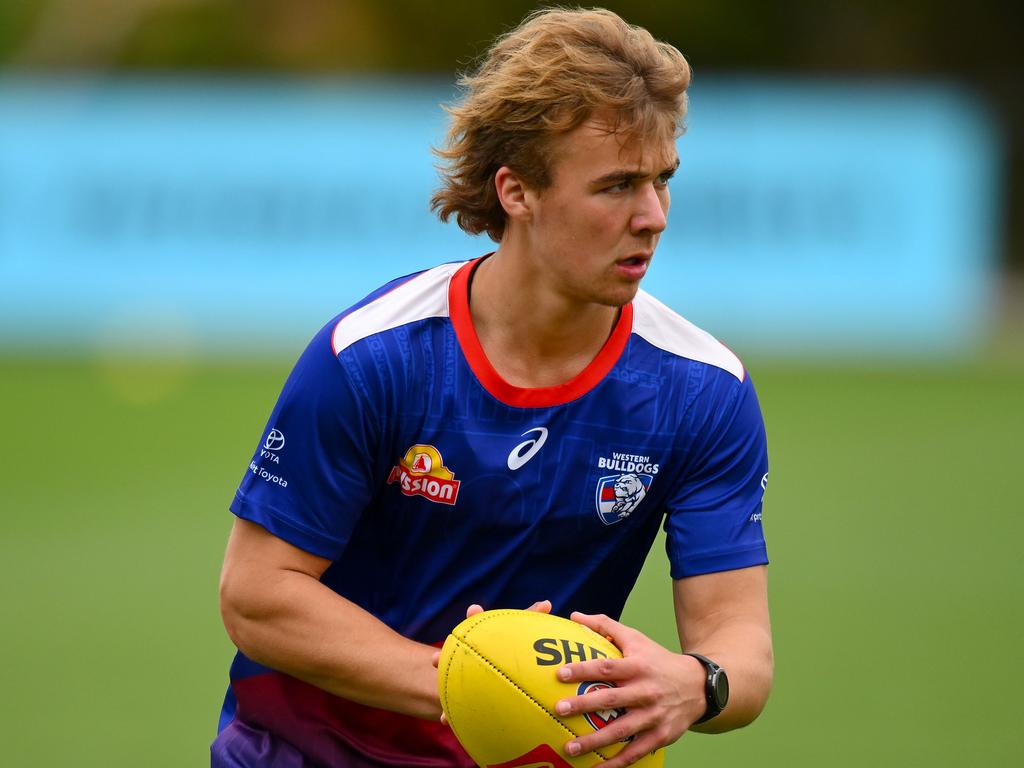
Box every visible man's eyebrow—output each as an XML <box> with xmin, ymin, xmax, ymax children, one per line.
<box><xmin>590</xmin><ymin>158</ymin><xmax>681</xmax><ymax>185</ymax></box>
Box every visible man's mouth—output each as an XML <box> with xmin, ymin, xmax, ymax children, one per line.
<box><xmin>618</xmin><ymin>252</ymin><xmax>652</xmax><ymax>266</ymax></box>
<box><xmin>615</xmin><ymin>253</ymin><xmax>652</xmax><ymax>279</ymax></box>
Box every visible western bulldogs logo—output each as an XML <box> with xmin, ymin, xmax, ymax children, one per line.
<box><xmin>595</xmin><ymin>473</ymin><xmax>653</xmax><ymax>525</ymax></box>
<box><xmin>577</xmin><ymin>681</ymin><xmax>627</xmax><ymax>733</ymax></box>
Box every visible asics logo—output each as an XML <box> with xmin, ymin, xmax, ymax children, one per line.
<box><xmin>507</xmin><ymin>427</ymin><xmax>549</xmax><ymax>470</ymax></box>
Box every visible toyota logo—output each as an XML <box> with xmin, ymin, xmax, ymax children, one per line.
<box><xmin>264</xmin><ymin>429</ymin><xmax>285</xmax><ymax>451</ymax></box>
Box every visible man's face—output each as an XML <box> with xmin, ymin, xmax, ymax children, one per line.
<box><xmin>521</xmin><ymin>117</ymin><xmax>679</xmax><ymax>308</ymax></box>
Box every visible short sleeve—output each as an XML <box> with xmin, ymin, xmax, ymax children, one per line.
<box><xmin>664</xmin><ymin>370</ymin><xmax>769</xmax><ymax>579</ymax></box>
<box><xmin>229</xmin><ymin>320</ymin><xmax>381</xmax><ymax>560</ymax></box>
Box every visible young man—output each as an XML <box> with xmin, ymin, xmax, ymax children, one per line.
<box><xmin>213</xmin><ymin>8</ymin><xmax>773</xmax><ymax>767</ymax></box>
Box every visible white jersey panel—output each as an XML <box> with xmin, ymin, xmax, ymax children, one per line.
<box><xmin>330</xmin><ymin>262</ymin><xmax>459</xmax><ymax>354</ymax></box>
<box><xmin>632</xmin><ymin>290</ymin><xmax>745</xmax><ymax>382</ymax></box>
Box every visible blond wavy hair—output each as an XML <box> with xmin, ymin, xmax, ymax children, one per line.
<box><xmin>431</xmin><ymin>7</ymin><xmax>692</xmax><ymax>242</ymax></box>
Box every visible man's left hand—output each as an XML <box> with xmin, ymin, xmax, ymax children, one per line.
<box><xmin>553</xmin><ymin>612</ymin><xmax>706</xmax><ymax>766</ymax></box>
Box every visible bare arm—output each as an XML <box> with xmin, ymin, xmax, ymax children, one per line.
<box><xmin>218</xmin><ymin>517</ymin><xmax>442</xmax><ymax>720</ymax></box>
<box><xmin>674</xmin><ymin>564</ymin><xmax>773</xmax><ymax>733</ymax></box>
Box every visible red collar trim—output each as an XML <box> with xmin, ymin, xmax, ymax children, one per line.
<box><xmin>448</xmin><ymin>257</ymin><xmax>634</xmax><ymax>408</ymax></box>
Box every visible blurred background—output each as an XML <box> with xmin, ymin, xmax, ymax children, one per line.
<box><xmin>1</xmin><ymin>1</ymin><xmax>1021</xmax><ymax>766</ymax></box>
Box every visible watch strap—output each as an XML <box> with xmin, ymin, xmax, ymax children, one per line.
<box><xmin>683</xmin><ymin>652</ymin><xmax>727</xmax><ymax>724</ymax></box>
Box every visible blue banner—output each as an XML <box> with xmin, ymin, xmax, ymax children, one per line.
<box><xmin>0</xmin><ymin>76</ymin><xmax>999</xmax><ymax>357</ymax></box>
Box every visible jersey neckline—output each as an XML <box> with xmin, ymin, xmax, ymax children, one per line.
<box><xmin>448</xmin><ymin>256</ymin><xmax>634</xmax><ymax>408</ymax></box>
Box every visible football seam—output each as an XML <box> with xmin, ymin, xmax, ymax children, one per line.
<box><xmin>453</xmin><ymin>610</ymin><xmax>615</xmax><ymax>762</ymax></box>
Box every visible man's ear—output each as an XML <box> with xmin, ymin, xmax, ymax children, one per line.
<box><xmin>495</xmin><ymin>166</ymin><xmax>532</xmax><ymax>221</ymax></box>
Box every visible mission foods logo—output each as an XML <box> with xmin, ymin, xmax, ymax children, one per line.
<box><xmin>387</xmin><ymin>444</ymin><xmax>461</xmax><ymax>505</ymax></box>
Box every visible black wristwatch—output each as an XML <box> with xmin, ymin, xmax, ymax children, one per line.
<box><xmin>684</xmin><ymin>653</ymin><xmax>729</xmax><ymax>724</ymax></box>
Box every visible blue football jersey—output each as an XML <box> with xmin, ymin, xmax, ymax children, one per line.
<box><xmin>214</xmin><ymin>257</ymin><xmax>769</xmax><ymax>766</ymax></box>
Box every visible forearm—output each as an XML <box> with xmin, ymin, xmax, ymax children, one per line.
<box><xmin>684</xmin><ymin>616</ymin><xmax>773</xmax><ymax>732</ymax></box>
<box><xmin>673</xmin><ymin>566</ymin><xmax>773</xmax><ymax>733</ymax></box>
<box><xmin>220</xmin><ymin>565</ymin><xmax>441</xmax><ymax>720</ymax></box>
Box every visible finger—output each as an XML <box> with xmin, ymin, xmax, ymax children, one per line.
<box><xmin>569</xmin><ymin>611</ymin><xmax>634</xmax><ymax>647</ymax></box>
<box><xmin>431</xmin><ymin>650</ymin><xmax>441</xmax><ymax>669</ymax></box>
<box><xmin>556</xmin><ymin>655</ymin><xmax>637</xmax><ymax>686</ymax></box>
<box><xmin>526</xmin><ymin>599</ymin><xmax>552</xmax><ymax>613</ymax></box>
<box><xmin>562</xmin><ymin>711</ymin><xmax>646</xmax><ymax>758</ymax></box>
<box><xmin>440</xmin><ymin>711</ymin><xmax>448</xmax><ymax>725</ymax></box>
<box><xmin>466</xmin><ymin>603</ymin><xmax>484</xmax><ymax>618</ymax></box>
<box><xmin>575</xmin><ymin>730</ymin><xmax>664</xmax><ymax>768</ymax></box>
<box><xmin>555</xmin><ymin>675</ymin><xmax>632</xmax><ymax>718</ymax></box>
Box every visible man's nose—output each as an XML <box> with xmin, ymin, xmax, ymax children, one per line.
<box><xmin>631</xmin><ymin>184</ymin><xmax>668</xmax><ymax>235</ymax></box>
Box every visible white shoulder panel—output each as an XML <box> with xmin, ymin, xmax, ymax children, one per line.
<box><xmin>631</xmin><ymin>290</ymin><xmax>745</xmax><ymax>381</ymax></box>
<box><xmin>331</xmin><ymin>262</ymin><xmax>460</xmax><ymax>354</ymax></box>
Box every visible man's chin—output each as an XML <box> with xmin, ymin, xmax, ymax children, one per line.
<box><xmin>601</xmin><ymin>282</ymin><xmax>642</xmax><ymax>308</ymax></box>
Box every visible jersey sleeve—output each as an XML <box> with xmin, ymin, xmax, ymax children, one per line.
<box><xmin>229</xmin><ymin>320</ymin><xmax>382</xmax><ymax>560</ymax></box>
<box><xmin>664</xmin><ymin>369</ymin><xmax>769</xmax><ymax>579</ymax></box>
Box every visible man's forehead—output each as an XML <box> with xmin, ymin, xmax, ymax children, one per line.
<box><xmin>562</xmin><ymin>118</ymin><xmax>678</xmax><ymax>172</ymax></box>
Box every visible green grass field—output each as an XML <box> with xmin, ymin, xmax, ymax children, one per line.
<box><xmin>2</xmin><ymin>354</ymin><xmax>1022</xmax><ymax>766</ymax></box>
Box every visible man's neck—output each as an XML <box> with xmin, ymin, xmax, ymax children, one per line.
<box><xmin>468</xmin><ymin>248</ymin><xmax>621</xmax><ymax>389</ymax></box>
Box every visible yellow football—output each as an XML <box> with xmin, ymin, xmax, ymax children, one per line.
<box><xmin>437</xmin><ymin>609</ymin><xmax>664</xmax><ymax>767</ymax></box>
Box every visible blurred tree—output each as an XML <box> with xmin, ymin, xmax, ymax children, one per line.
<box><xmin>7</xmin><ymin>0</ymin><xmax>1020</xmax><ymax>81</ymax></box>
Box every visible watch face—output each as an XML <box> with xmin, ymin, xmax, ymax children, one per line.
<box><xmin>713</xmin><ymin>669</ymin><xmax>730</xmax><ymax>709</ymax></box>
